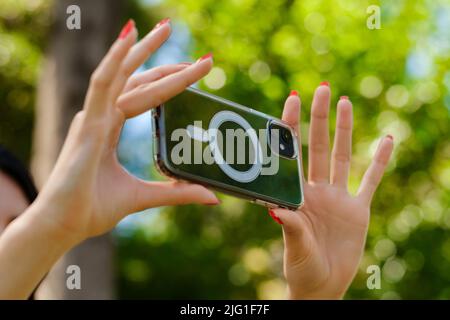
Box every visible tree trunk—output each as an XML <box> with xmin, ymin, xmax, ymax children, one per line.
<box><xmin>31</xmin><ymin>0</ymin><xmax>123</xmax><ymax>299</ymax></box>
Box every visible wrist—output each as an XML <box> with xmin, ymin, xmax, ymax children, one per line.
<box><xmin>0</xmin><ymin>199</ymin><xmax>81</xmax><ymax>299</ymax></box>
<box><xmin>23</xmin><ymin>198</ymin><xmax>84</xmax><ymax>250</ymax></box>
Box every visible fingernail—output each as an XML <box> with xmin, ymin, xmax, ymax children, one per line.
<box><xmin>386</xmin><ymin>134</ymin><xmax>394</xmax><ymax>141</ymax></box>
<box><xmin>197</xmin><ymin>52</ymin><xmax>213</xmax><ymax>63</ymax></box>
<box><xmin>289</xmin><ymin>90</ymin><xmax>298</xmax><ymax>97</ymax></box>
<box><xmin>205</xmin><ymin>199</ymin><xmax>221</xmax><ymax>206</ymax></box>
<box><xmin>268</xmin><ymin>209</ymin><xmax>283</xmax><ymax>225</ymax></box>
<box><xmin>119</xmin><ymin>19</ymin><xmax>135</xmax><ymax>39</ymax></box>
<box><xmin>152</xmin><ymin>17</ymin><xmax>170</xmax><ymax>30</ymax></box>
<box><xmin>320</xmin><ymin>81</ymin><xmax>329</xmax><ymax>87</ymax></box>
<box><xmin>340</xmin><ymin>96</ymin><xmax>349</xmax><ymax>100</ymax></box>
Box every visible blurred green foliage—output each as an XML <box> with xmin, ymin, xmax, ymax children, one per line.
<box><xmin>0</xmin><ymin>0</ymin><xmax>51</xmax><ymax>162</ymax></box>
<box><xmin>1</xmin><ymin>0</ymin><xmax>449</xmax><ymax>299</ymax></box>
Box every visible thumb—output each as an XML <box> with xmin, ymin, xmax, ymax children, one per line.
<box><xmin>270</xmin><ymin>208</ymin><xmax>311</xmax><ymax>262</ymax></box>
<box><xmin>134</xmin><ymin>180</ymin><xmax>220</xmax><ymax>211</ymax></box>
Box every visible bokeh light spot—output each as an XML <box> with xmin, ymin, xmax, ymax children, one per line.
<box><xmin>311</xmin><ymin>35</ymin><xmax>329</xmax><ymax>55</ymax></box>
<box><xmin>374</xmin><ymin>238</ymin><xmax>396</xmax><ymax>260</ymax></box>
<box><xmin>204</xmin><ymin>66</ymin><xmax>227</xmax><ymax>90</ymax></box>
<box><xmin>381</xmin><ymin>291</ymin><xmax>402</xmax><ymax>300</ymax></box>
<box><xmin>359</xmin><ymin>75</ymin><xmax>383</xmax><ymax>98</ymax></box>
<box><xmin>383</xmin><ymin>258</ymin><xmax>406</xmax><ymax>283</ymax></box>
<box><xmin>257</xmin><ymin>279</ymin><xmax>286</xmax><ymax>300</ymax></box>
<box><xmin>243</xmin><ymin>247</ymin><xmax>270</xmax><ymax>274</ymax></box>
<box><xmin>249</xmin><ymin>61</ymin><xmax>271</xmax><ymax>83</ymax></box>
<box><xmin>386</xmin><ymin>85</ymin><xmax>410</xmax><ymax>108</ymax></box>
<box><xmin>304</xmin><ymin>12</ymin><xmax>326</xmax><ymax>34</ymax></box>
<box><xmin>415</xmin><ymin>81</ymin><xmax>440</xmax><ymax>104</ymax></box>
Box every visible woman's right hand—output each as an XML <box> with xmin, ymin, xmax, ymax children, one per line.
<box><xmin>33</xmin><ymin>18</ymin><xmax>219</xmax><ymax>244</ymax></box>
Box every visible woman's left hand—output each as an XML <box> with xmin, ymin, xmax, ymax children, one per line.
<box><xmin>0</xmin><ymin>19</ymin><xmax>220</xmax><ymax>299</ymax></box>
<box><xmin>270</xmin><ymin>86</ymin><xmax>393</xmax><ymax>299</ymax></box>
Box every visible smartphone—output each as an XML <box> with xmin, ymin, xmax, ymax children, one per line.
<box><xmin>152</xmin><ymin>87</ymin><xmax>304</xmax><ymax>210</ymax></box>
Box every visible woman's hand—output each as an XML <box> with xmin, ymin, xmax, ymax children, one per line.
<box><xmin>0</xmin><ymin>18</ymin><xmax>220</xmax><ymax>299</ymax></box>
<box><xmin>270</xmin><ymin>84</ymin><xmax>393</xmax><ymax>299</ymax></box>
<box><xmin>35</xmin><ymin>18</ymin><xmax>219</xmax><ymax>243</ymax></box>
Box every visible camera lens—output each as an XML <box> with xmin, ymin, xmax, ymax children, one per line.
<box><xmin>281</xmin><ymin>129</ymin><xmax>292</xmax><ymax>144</ymax></box>
<box><xmin>268</xmin><ymin>122</ymin><xmax>296</xmax><ymax>159</ymax></box>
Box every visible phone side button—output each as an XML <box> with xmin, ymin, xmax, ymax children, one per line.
<box><xmin>152</xmin><ymin>114</ymin><xmax>160</xmax><ymax>137</ymax></box>
<box><xmin>253</xmin><ymin>199</ymin><xmax>273</xmax><ymax>208</ymax></box>
<box><xmin>153</xmin><ymin>136</ymin><xmax>159</xmax><ymax>156</ymax></box>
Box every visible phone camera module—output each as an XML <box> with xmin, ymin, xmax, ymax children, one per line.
<box><xmin>268</xmin><ymin>122</ymin><xmax>296</xmax><ymax>159</ymax></box>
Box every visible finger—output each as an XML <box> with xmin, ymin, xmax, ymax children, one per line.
<box><xmin>108</xmin><ymin>19</ymin><xmax>172</xmax><ymax>104</ymax></box>
<box><xmin>123</xmin><ymin>63</ymin><xmax>191</xmax><ymax>93</ymax></box>
<box><xmin>357</xmin><ymin>135</ymin><xmax>394</xmax><ymax>204</ymax></box>
<box><xmin>282</xmin><ymin>90</ymin><xmax>301</xmax><ymax>147</ymax></box>
<box><xmin>330</xmin><ymin>97</ymin><xmax>353</xmax><ymax>188</ymax></box>
<box><xmin>133</xmin><ymin>180</ymin><xmax>220</xmax><ymax>211</ymax></box>
<box><xmin>269</xmin><ymin>208</ymin><xmax>311</xmax><ymax>261</ymax></box>
<box><xmin>122</xmin><ymin>18</ymin><xmax>171</xmax><ymax>76</ymax></box>
<box><xmin>84</xmin><ymin>19</ymin><xmax>137</xmax><ymax>118</ymax></box>
<box><xmin>308</xmin><ymin>83</ymin><xmax>331</xmax><ymax>183</ymax></box>
<box><xmin>281</xmin><ymin>90</ymin><xmax>305</xmax><ymax>180</ymax></box>
<box><xmin>117</xmin><ymin>53</ymin><xmax>213</xmax><ymax>118</ymax></box>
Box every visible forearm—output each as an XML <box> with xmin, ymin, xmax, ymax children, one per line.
<box><xmin>0</xmin><ymin>201</ymin><xmax>78</xmax><ymax>299</ymax></box>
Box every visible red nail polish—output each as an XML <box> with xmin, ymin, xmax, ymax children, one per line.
<box><xmin>118</xmin><ymin>19</ymin><xmax>135</xmax><ymax>39</ymax></box>
<box><xmin>153</xmin><ymin>17</ymin><xmax>170</xmax><ymax>30</ymax></box>
<box><xmin>340</xmin><ymin>96</ymin><xmax>349</xmax><ymax>100</ymax></box>
<box><xmin>289</xmin><ymin>90</ymin><xmax>298</xmax><ymax>97</ymax></box>
<box><xmin>197</xmin><ymin>52</ymin><xmax>213</xmax><ymax>62</ymax></box>
<box><xmin>268</xmin><ymin>209</ymin><xmax>283</xmax><ymax>225</ymax></box>
<box><xmin>386</xmin><ymin>134</ymin><xmax>394</xmax><ymax>141</ymax></box>
<box><xmin>320</xmin><ymin>81</ymin><xmax>329</xmax><ymax>87</ymax></box>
